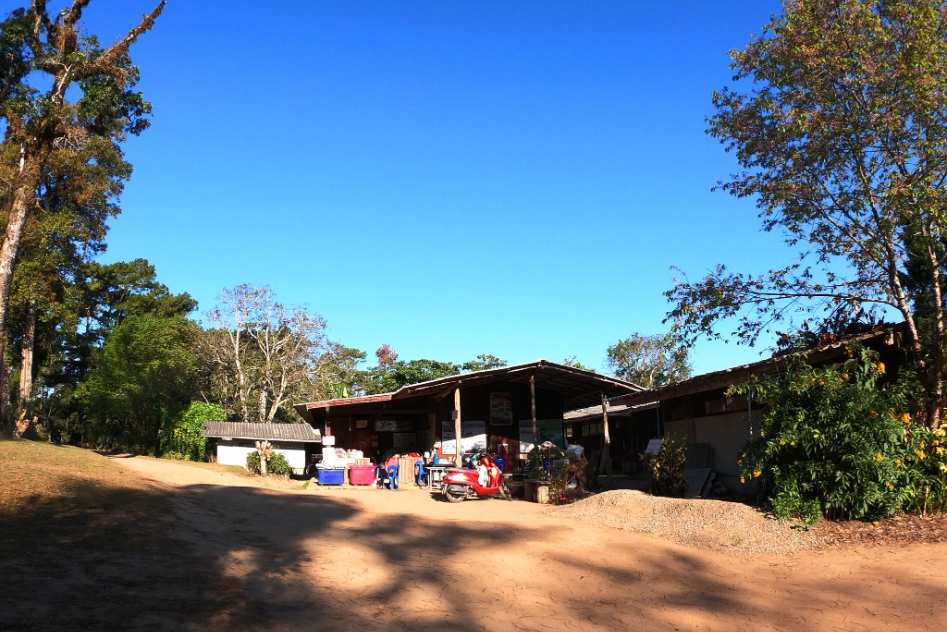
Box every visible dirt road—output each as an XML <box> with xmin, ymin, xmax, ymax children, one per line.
<box><xmin>118</xmin><ymin>457</ymin><xmax>947</xmax><ymax>632</ymax></box>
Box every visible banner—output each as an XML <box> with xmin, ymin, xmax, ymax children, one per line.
<box><xmin>441</xmin><ymin>420</ymin><xmax>487</xmax><ymax>454</ymax></box>
<box><xmin>519</xmin><ymin>419</ymin><xmax>565</xmax><ymax>453</ymax></box>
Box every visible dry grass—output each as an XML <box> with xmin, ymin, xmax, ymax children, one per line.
<box><xmin>0</xmin><ymin>438</ymin><xmax>266</xmax><ymax>631</ymax></box>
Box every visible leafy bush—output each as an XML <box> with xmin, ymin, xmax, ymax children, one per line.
<box><xmin>268</xmin><ymin>452</ymin><xmax>291</xmax><ymax>477</ymax></box>
<box><xmin>162</xmin><ymin>451</ymin><xmax>186</xmax><ymax>461</ymax></box>
<box><xmin>730</xmin><ymin>345</ymin><xmax>947</xmax><ymax>521</ymax></box>
<box><xmin>548</xmin><ymin>463</ymin><xmax>580</xmax><ymax>504</ymax></box>
<box><xmin>160</xmin><ymin>402</ymin><xmax>227</xmax><ymax>462</ymax></box>
<box><xmin>246</xmin><ymin>451</ymin><xmax>261</xmax><ymax>474</ymax></box>
<box><xmin>639</xmin><ymin>438</ymin><xmax>687</xmax><ymax>497</ymax></box>
<box><xmin>246</xmin><ymin>447</ymin><xmax>291</xmax><ymax>477</ymax></box>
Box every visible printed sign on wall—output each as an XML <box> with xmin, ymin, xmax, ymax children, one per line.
<box><xmin>490</xmin><ymin>392</ymin><xmax>512</xmax><ymax>425</ymax></box>
<box><xmin>519</xmin><ymin>419</ymin><xmax>565</xmax><ymax>453</ymax></box>
<box><xmin>441</xmin><ymin>420</ymin><xmax>487</xmax><ymax>454</ymax></box>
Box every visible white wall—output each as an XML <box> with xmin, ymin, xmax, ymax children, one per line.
<box><xmin>216</xmin><ymin>443</ymin><xmax>307</xmax><ymax>472</ymax></box>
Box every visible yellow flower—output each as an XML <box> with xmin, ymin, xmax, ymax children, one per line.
<box><xmin>870</xmin><ymin>410</ymin><xmax>879</xmax><ymax>417</ymax></box>
<box><xmin>920</xmin><ymin>441</ymin><xmax>925</xmax><ymax>448</ymax></box>
<box><xmin>843</xmin><ymin>373</ymin><xmax>849</xmax><ymax>379</ymax></box>
<box><xmin>886</xmin><ymin>482</ymin><xmax>894</xmax><ymax>490</ymax></box>
<box><xmin>740</xmin><ymin>477</ymin><xmax>746</xmax><ymax>483</ymax></box>
<box><xmin>937</xmin><ymin>447</ymin><xmax>946</xmax><ymax>456</ymax></box>
<box><xmin>780</xmin><ymin>440</ymin><xmax>786</xmax><ymax>445</ymax></box>
<box><xmin>940</xmin><ymin>463</ymin><xmax>947</xmax><ymax>473</ymax></box>
<box><xmin>877</xmin><ymin>362</ymin><xmax>886</xmax><ymax>374</ymax></box>
<box><xmin>875</xmin><ymin>454</ymin><xmax>884</xmax><ymax>462</ymax></box>
<box><xmin>790</xmin><ymin>441</ymin><xmax>796</xmax><ymax>446</ymax></box>
<box><xmin>819</xmin><ymin>380</ymin><xmax>825</xmax><ymax>386</ymax></box>
<box><xmin>846</xmin><ymin>348</ymin><xmax>853</xmax><ymax>358</ymax></box>
<box><xmin>895</xmin><ymin>458</ymin><xmax>902</xmax><ymax>466</ymax></box>
<box><xmin>901</xmin><ymin>413</ymin><xmax>911</xmax><ymax>423</ymax></box>
<box><xmin>753</xmin><ymin>470</ymin><xmax>762</xmax><ymax>478</ymax></box>
<box><xmin>737</xmin><ymin>459</ymin><xmax>743</xmax><ymax>465</ymax></box>
<box><xmin>915</xmin><ymin>450</ymin><xmax>926</xmax><ymax>460</ymax></box>
<box><xmin>872</xmin><ymin>521</ymin><xmax>880</xmax><ymax>526</ymax></box>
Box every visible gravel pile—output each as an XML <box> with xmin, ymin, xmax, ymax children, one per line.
<box><xmin>552</xmin><ymin>490</ymin><xmax>824</xmax><ymax>555</ymax></box>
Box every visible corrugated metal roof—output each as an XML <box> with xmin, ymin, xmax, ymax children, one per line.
<box><xmin>564</xmin><ymin>400</ymin><xmax>659</xmax><ymax>421</ymax></box>
<box><xmin>610</xmin><ymin>322</ymin><xmax>908</xmax><ymax>408</ymax></box>
<box><xmin>294</xmin><ymin>359</ymin><xmax>643</xmax><ymax>423</ymax></box>
<box><xmin>201</xmin><ymin>422</ymin><xmax>322</xmax><ymax>442</ymax></box>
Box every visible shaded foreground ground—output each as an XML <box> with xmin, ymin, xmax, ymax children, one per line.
<box><xmin>3</xmin><ymin>441</ymin><xmax>947</xmax><ymax>631</ymax></box>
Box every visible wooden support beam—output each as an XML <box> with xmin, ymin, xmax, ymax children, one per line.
<box><xmin>530</xmin><ymin>375</ymin><xmax>537</xmax><ymax>452</ymax></box>
<box><xmin>454</xmin><ymin>387</ymin><xmax>463</xmax><ymax>467</ymax></box>
<box><xmin>601</xmin><ymin>391</ymin><xmax>612</xmax><ymax>473</ymax></box>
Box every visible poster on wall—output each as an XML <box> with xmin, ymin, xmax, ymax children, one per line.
<box><xmin>519</xmin><ymin>419</ymin><xmax>566</xmax><ymax>453</ymax></box>
<box><xmin>441</xmin><ymin>420</ymin><xmax>488</xmax><ymax>454</ymax></box>
<box><xmin>490</xmin><ymin>392</ymin><xmax>513</xmax><ymax>425</ymax></box>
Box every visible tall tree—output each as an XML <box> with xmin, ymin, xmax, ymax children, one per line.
<box><xmin>7</xmin><ymin>134</ymin><xmax>132</xmax><ymax>420</ymax></box>
<box><xmin>606</xmin><ymin>332</ymin><xmax>691</xmax><ymax>388</ymax></box>
<box><xmin>206</xmin><ymin>284</ymin><xmax>329</xmax><ymax>422</ymax></box>
<box><xmin>77</xmin><ymin>312</ymin><xmax>197</xmax><ymax>453</ymax></box>
<box><xmin>0</xmin><ymin>1</ymin><xmax>164</xmax><ymax>426</ymax></box>
<box><xmin>666</xmin><ymin>0</ymin><xmax>947</xmax><ymax>427</ymax></box>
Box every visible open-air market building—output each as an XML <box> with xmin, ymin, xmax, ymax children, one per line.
<box><xmin>293</xmin><ymin>359</ymin><xmax>641</xmax><ymax>475</ymax></box>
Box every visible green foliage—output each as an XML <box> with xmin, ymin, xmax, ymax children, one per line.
<box><xmin>268</xmin><ymin>452</ymin><xmax>291</xmax><ymax>477</ymax></box>
<box><xmin>665</xmin><ymin>0</ymin><xmax>947</xmax><ymax>424</ymax></box>
<box><xmin>730</xmin><ymin>346</ymin><xmax>947</xmax><ymax>520</ymax></box>
<box><xmin>606</xmin><ymin>332</ymin><xmax>691</xmax><ymax>387</ymax></box>
<box><xmin>77</xmin><ymin>313</ymin><xmax>198</xmax><ymax>453</ymax></box>
<box><xmin>159</xmin><ymin>402</ymin><xmax>226</xmax><ymax>462</ymax></box>
<box><xmin>526</xmin><ymin>447</ymin><xmax>546</xmax><ymax>480</ymax></box>
<box><xmin>246</xmin><ymin>451</ymin><xmax>261</xmax><ymax>475</ymax></box>
<box><xmin>639</xmin><ymin>438</ymin><xmax>687</xmax><ymax>498</ymax></box>
<box><xmin>246</xmin><ymin>447</ymin><xmax>290</xmax><ymax>477</ymax></box>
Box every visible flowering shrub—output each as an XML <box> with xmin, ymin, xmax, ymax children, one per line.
<box><xmin>730</xmin><ymin>345</ymin><xmax>947</xmax><ymax>521</ymax></box>
<box><xmin>548</xmin><ymin>463</ymin><xmax>580</xmax><ymax>504</ymax></box>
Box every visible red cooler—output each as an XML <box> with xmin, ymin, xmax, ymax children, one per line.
<box><xmin>349</xmin><ymin>465</ymin><xmax>376</xmax><ymax>486</ymax></box>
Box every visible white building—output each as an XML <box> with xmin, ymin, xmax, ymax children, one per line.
<box><xmin>201</xmin><ymin>421</ymin><xmax>322</xmax><ymax>474</ymax></box>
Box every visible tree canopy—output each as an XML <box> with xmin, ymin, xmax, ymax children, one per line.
<box><xmin>606</xmin><ymin>332</ymin><xmax>691</xmax><ymax>388</ymax></box>
<box><xmin>666</xmin><ymin>0</ymin><xmax>947</xmax><ymax>427</ymax></box>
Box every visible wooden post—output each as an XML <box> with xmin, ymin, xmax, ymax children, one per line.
<box><xmin>530</xmin><ymin>375</ymin><xmax>537</xmax><ymax>452</ymax></box>
<box><xmin>454</xmin><ymin>387</ymin><xmax>463</xmax><ymax>467</ymax></box>
<box><xmin>601</xmin><ymin>391</ymin><xmax>612</xmax><ymax>473</ymax></box>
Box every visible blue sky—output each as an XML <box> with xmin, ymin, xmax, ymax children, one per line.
<box><xmin>49</xmin><ymin>0</ymin><xmax>791</xmax><ymax>375</ymax></box>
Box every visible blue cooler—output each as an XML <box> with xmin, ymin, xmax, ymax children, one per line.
<box><xmin>317</xmin><ymin>465</ymin><xmax>345</xmax><ymax>486</ymax></box>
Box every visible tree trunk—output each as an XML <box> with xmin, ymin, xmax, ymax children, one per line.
<box><xmin>0</xmin><ymin>339</ymin><xmax>11</xmax><ymax>429</ymax></box>
<box><xmin>18</xmin><ymin>301</ymin><xmax>35</xmax><ymax>419</ymax></box>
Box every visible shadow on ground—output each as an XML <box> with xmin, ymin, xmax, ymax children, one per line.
<box><xmin>3</xmin><ymin>474</ymin><xmax>946</xmax><ymax>631</ymax></box>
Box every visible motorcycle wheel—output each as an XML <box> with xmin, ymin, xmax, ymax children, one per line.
<box><xmin>445</xmin><ymin>487</ymin><xmax>466</xmax><ymax>503</ymax></box>
<box><xmin>499</xmin><ymin>482</ymin><xmax>511</xmax><ymax>500</ymax></box>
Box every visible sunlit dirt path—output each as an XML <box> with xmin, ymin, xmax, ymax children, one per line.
<box><xmin>118</xmin><ymin>457</ymin><xmax>947</xmax><ymax>632</ymax></box>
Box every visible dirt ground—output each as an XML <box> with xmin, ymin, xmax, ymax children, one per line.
<box><xmin>110</xmin><ymin>457</ymin><xmax>947</xmax><ymax>632</ymax></box>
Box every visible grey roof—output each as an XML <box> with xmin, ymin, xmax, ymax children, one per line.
<box><xmin>201</xmin><ymin>421</ymin><xmax>322</xmax><ymax>443</ymax></box>
<box><xmin>611</xmin><ymin>322</ymin><xmax>908</xmax><ymax>408</ymax></box>
<box><xmin>295</xmin><ymin>359</ymin><xmax>643</xmax><ymax>424</ymax></box>
<box><xmin>564</xmin><ymin>399</ymin><xmax>659</xmax><ymax>422</ymax></box>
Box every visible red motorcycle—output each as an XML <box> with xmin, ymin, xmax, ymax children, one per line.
<box><xmin>440</xmin><ymin>453</ymin><xmax>511</xmax><ymax>502</ymax></box>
